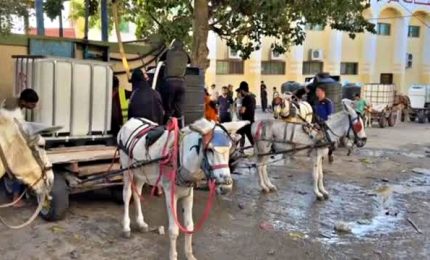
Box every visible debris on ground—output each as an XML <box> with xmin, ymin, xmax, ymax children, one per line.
<box><xmin>69</xmin><ymin>250</ymin><xmax>80</xmax><ymax>259</ymax></box>
<box><xmin>359</xmin><ymin>158</ymin><xmax>372</xmax><ymax>164</ymax></box>
<box><xmin>158</xmin><ymin>226</ymin><xmax>165</xmax><ymax>235</ymax></box>
<box><xmin>319</xmin><ymin>233</ymin><xmax>331</xmax><ymax>239</ymax></box>
<box><xmin>49</xmin><ymin>225</ymin><xmax>65</xmax><ymax>234</ymax></box>
<box><xmin>412</xmin><ymin>168</ymin><xmax>430</xmax><ymax>175</ymax></box>
<box><xmin>259</xmin><ymin>221</ymin><xmax>274</xmax><ymax>231</ymax></box>
<box><xmin>288</xmin><ymin>232</ymin><xmax>306</xmax><ymax>240</ymax></box>
<box><xmin>238</xmin><ymin>203</ymin><xmax>245</xmax><ymax>210</ymax></box>
<box><xmin>268</xmin><ymin>249</ymin><xmax>276</xmax><ymax>256</ymax></box>
<box><xmin>334</xmin><ymin>222</ymin><xmax>352</xmax><ymax>233</ymax></box>
<box><xmin>357</xmin><ymin>219</ymin><xmax>371</xmax><ymax>225</ymax></box>
<box><xmin>407</xmin><ymin>217</ymin><xmax>422</xmax><ymax>234</ymax></box>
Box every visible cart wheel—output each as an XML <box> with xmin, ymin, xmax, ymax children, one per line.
<box><xmin>110</xmin><ymin>185</ymin><xmax>124</xmax><ymax>204</ymax></box>
<box><xmin>378</xmin><ymin>117</ymin><xmax>387</xmax><ymax>128</ymax></box>
<box><xmin>418</xmin><ymin>111</ymin><xmax>426</xmax><ymax>124</ymax></box>
<box><xmin>409</xmin><ymin>114</ymin><xmax>416</xmax><ymax>122</ymax></box>
<box><xmin>388</xmin><ymin>113</ymin><xmax>396</xmax><ymax>127</ymax></box>
<box><xmin>39</xmin><ymin>173</ymin><xmax>69</xmax><ymax>221</ymax></box>
<box><xmin>2</xmin><ymin>175</ymin><xmax>14</xmax><ymax>197</ymax></box>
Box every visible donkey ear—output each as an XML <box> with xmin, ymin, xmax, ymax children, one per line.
<box><xmin>342</xmin><ymin>99</ymin><xmax>354</xmax><ymax>113</ymax></box>
<box><xmin>189</xmin><ymin>118</ymin><xmax>215</xmax><ymax>135</ymax></box>
<box><xmin>221</xmin><ymin>120</ymin><xmax>250</xmax><ymax>134</ymax></box>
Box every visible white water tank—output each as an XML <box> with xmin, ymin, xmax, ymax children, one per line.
<box><xmin>408</xmin><ymin>85</ymin><xmax>430</xmax><ymax>109</ymax></box>
<box><xmin>14</xmin><ymin>56</ymin><xmax>113</xmax><ymax>138</ymax></box>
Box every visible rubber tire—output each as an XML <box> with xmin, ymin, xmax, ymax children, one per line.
<box><xmin>409</xmin><ymin>114</ymin><xmax>416</xmax><ymax>122</ymax></box>
<box><xmin>39</xmin><ymin>173</ymin><xmax>69</xmax><ymax>221</ymax></box>
<box><xmin>388</xmin><ymin>113</ymin><xmax>396</xmax><ymax>127</ymax></box>
<box><xmin>418</xmin><ymin>111</ymin><xmax>426</xmax><ymax>124</ymax></box>
<box><xmin>110</xmin><ymin>185</ymin><xmax>124</xmax><ymax>204</ymax></box>
<box><xmin>2</xmin><ymin>175</ymin><xmax>14</xmax><ymax>197</ymax></box>
<box><xmin>378</xmin><ymin>116</ymin><xmax>387</xmax><ymax>128</ymax></box>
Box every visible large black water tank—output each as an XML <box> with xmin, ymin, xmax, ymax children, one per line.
<box><xmin>148</xmin><ymin>65</ymin><xmax>204</xmax><ymax>126</ymax></box>
<box><xmin>281</xmin><ymin>81</ymin><xmax>302</xmax><ymax>94</ymax></box>
<box><xmin>183</xmin><ymin>67</ymin><xmax>205</xmax><ymax>125</ymax></box>
<box><xmin>310</xmin><ymin>73</ymin><xmax>342</xmax><ymax>112</ymax></box>
<box><xmin>342</xmin><ymin>84</ymin><xmax>361</xmax><ymax>100</ymax></box>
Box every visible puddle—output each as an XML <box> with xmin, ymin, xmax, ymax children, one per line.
<box><xmin>358</xmin><ymin>149</ymin><xmax>425</xmax><ymax>159</ymax></box>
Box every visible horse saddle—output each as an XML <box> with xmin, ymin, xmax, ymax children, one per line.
<box><xmin>145</xmin><ymin>126</ymin><xmax>166</xmax><ymax>148</ymax></box>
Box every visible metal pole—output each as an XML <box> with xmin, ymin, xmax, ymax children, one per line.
<box><xmin>35</xmin><ymin>0</ymin><xmax>45</xmax><ymax>36</ymax></box>
<box><xmin>84</xmin><ymin>0</ymin><xmax>89</xmax><ymax>40</ymax></box>
<box><xmin>101</xmin><ymin>0</ymin><xmax>109</xmax><ymax>42</ymax></box>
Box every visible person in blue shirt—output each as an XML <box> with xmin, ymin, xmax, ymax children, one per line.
<box><xmin>314</xmin><ymin>85</ymin><xmax>335</xmax><ymax>162</ymax></box>
<box><xmin>314</xmin><ymin>85</ymin><xmax>333</xmax><ymax>122</ymax></box>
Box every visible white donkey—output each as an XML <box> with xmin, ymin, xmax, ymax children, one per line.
<box><xmin>0</xmin><ymin>109</ymin><xmax>56</xmax><ymax>228</ymax></box>
<box><xmin>251</xmin><ymin>99</ymin><xmax>367</xmax><ymax>200</ymax></box>
<box><xmin>273</xmin><ymin>92</ymin><xmax>313</xmax><ymax>124</ymax></box>
<box><xmin>118</xmin><ymin>117</ymin><xmax>248</xmax><ymax>260</ymax></box>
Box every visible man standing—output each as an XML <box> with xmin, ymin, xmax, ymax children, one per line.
<box><xmin>159</xmin><ymin>39</ymin><xmax>190</xmax><ymax>126</ymax></box>
<box><xmin>354</xmin><ymin>93</ymin><xmax>368</xmax><ymax>119</ymax></box>
<box><xmin>218</xmin><ymin>86</ymin><xmax>233</xmax><ymax>123</ymax></box>
<box><xmin>236</xmin><ymin>81</ymin><xmax>256</xmax><ymax>147</ymax></box>
<box><xmin>260</xmin><ymin>81</ymin><xmax>268</xmax><ymax>112</ymax></box>
<box><xmin>314</xmin><ymin>86</ymin><xmax>333</xmax><ymax>122</ymax></box>
<box><xmin>128</xmin><ymin>69</ymin><xmax>164</xmax><ymax>125</ymax></box>
<box><xmin>2</xmin><ymin>88</ymin><xmax>39</xmax><ymax>207</ymax></box>
<box><xmin>209</xmin><ymin>84</ymin><xmax>219</xmax><ymax>101</ymax></box>
<box><xmin>314</xmin><ymin>85</ymin><xmax>335</xmax><ymax>162</ymax></box>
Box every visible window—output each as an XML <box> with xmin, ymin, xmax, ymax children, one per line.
<box><xmin>340</xmin><ymin>62</ymin><xmax>359</xmax><ymax>75</ymax></box>
<box><xmin>216</xmin><ymin>60</ymin><xmax>244</xmax><ymax>74</ymax></box>
<box><xmin>408</xmin><ymin>25</ymin><xmax>420</xmax><ymax>38</ymax></box>
<box><xmin>302</xmin><ymin>61</ymin><xmax>323</xmax><ymax>75</ymax></box>
<box><xmin>380</xmin><ymin>73</ymin><xmax>393</xmax><ymax>84</ymax></box>
<box><xmin>377</xmin><ymin>23</ymin><xmax>391</xmax><ymax>36</ymax></box>
<box><xmin>305</xmin><ymin>23</ymin><xmax>325</xmax><ymax>31</ymax></box>
<box><xmin>261</xmin><ymin>61</ymin><xmax>286</xmax><ymax>75</ymax></box>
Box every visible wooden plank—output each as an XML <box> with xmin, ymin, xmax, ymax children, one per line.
<box><xmin>64</xmin><ymin>163</ymin><xmax>121</xmax><ymax>177</ymax></box>
<box><xmin>47</xmin><ymin>145</ymin><xmax>114</xmax><ymax>154</ymax></box>
<box><xmin>48</xmin><ymin>148</ymin><xmax>118</xmax><ymax>164</ymax></box>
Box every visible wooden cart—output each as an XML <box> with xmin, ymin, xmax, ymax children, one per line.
<box><xmin>2</xmin><ymin>145</ymin><xmax>122</xmax><ymax>221</ymax></box>
<box><xmin>362</xmin><ymin>84</ymin><xmax>398</xmax><ymax>128</ymax></box>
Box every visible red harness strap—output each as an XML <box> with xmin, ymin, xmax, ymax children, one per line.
<box><xmin>159</xmin><ymin>118</ymin><xmax>217</xmax><ymax>235</ymax></box>
<box><xmin>128</xmin><ymin>125</ymin><xmax>155</xmax><ymax>159</ymax></box>
<box><xmin>254</xmin><ymin>121</ymin><xmax>264</xmax><ymax>141</ymax></box>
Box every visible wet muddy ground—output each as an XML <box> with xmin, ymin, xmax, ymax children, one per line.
<box><xmin>1</xmin><ymin>117</ymin><xmax>429</xmax><ymax>260</ymax></box>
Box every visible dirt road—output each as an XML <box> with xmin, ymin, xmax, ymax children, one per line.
<box><xmin>1</xmin><ymin>118</ymin><xmax>429</xmax><ymax>260</ymax></box>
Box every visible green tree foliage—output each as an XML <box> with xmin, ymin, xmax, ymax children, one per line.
<box><xmin>44</xmin><ymin>0</ymin><xmax>65</xmax><ymax>21</ymax></box>
<box><xmin>126</xmin><ymin>0</ymin><xmax>375</xmax><ymax>67</ymax></box>
<box><xmin>0</xmin><ymin>0</ymin><xmax>30</xmax><ymax>34</ymax></box>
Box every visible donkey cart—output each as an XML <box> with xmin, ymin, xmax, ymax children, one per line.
<box><xmin>362</xmin><ymin>84</ymin><xmax>398</xmax><ymax>128</ymax></box>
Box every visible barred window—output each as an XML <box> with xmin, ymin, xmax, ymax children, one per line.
<box><xmin>261</xmin><ymin>61</ymin><xmax>286</xmax><ymax>75</ymax></box>
<box><xmin>377</xmin><ymin>23</ymin><xmax>391</xmax><ymax>36</ymax></box>
<box><xmin>408</xmin><ymin>25</ymin><xmax>420</xmax><ymax>38</ymax></box>
<box><xmin>302</xmin><ymin>61</ymin><xmax>323</xmax><ymax>75</ymax></box>
<box><xmin>340</xmin><ymin>62</ymin><xmax>359</xmax><ymax>75</ymax></box>
<box><xmin>216</xmin><ymin>60</ymin><xmax>244</xmax><ymax>74</ymax></box>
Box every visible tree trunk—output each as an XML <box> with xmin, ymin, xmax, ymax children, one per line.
<box><xmin>84</xmin><ymin>0</ymin><xmax>89</xmax><ymax>40</ymax></box>
<box><xmin>191</xmin><ymin>0</ymin><xmax>209</xmax><ymax>70</ymax></box>
<box><xmin>59</xmin><ymin>8</ymin><xmax>63</xmax><ymax>37</ymax></box>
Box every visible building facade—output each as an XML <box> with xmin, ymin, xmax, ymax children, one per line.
<box><xmin>205</xmin><ymin>0</ymin><xmax>430</xmax><ymax>99</ymax></box>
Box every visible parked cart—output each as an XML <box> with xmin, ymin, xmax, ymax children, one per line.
<box><xmin>408</xmin><ymin>84</ymin><xmax>430</xmax><ymax>123</ymax></box>
<box><xmin>361</xmin><ymin>84</ymin><xmax>397</xmax><ymax>128</ymax></box>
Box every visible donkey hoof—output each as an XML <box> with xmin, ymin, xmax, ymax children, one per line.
<box><xmin>316</xmin><ymin>194</ymin><xmax>324</xmax><ymax>201</ymax></box>
<box><xmin>323</xmin><ymin>193</ymin><xmax>330</xmax><ymax>200</ymax></box>
<box><xmin>186</xmin><ymin>253</ymin><xmax>197</xmax><ymax>260</ymax></box>
<box><xmin>269</xmin><ymin>186</ymin><xmax>278</xmax><ymax>192</ymax></box>
<box><xmin>261</xmin><ymin>187</ymin><xmax>271</xmax><ymax>193</ymax></box>
<box><xmin>123</xmin><ymin>231</ymin><xmax>131</xmax><ymax>238</ymax></box>
<box><xmin>137</xmin><ymin>225</ymin><xmax>149</xmax><ymax>233</ymax></box>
